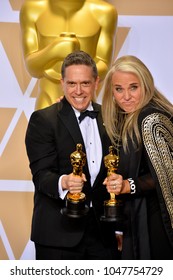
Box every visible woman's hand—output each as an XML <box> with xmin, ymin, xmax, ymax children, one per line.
<box><xmin>103</xmin><ymin>173</ymin><xmax>130</xmax><ymax>195</ymax></box>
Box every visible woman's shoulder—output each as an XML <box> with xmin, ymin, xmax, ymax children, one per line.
<box><xmin>138</xmin><ymin>103</ymin><xmax>173</xmax><ymax>133</ymax></box>
<box><xmin>139</xmin><ymin>103</ymin><xmax>171</xmax><ymax>123</ymax></box>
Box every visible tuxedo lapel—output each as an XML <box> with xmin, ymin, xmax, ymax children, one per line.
<box><xmin>57</xmin><ymin>98</ymin><xmax>85</xmax><ymax>149</ymax></box>
<box><xmin>57</xmin><ymin>98</ymin><xmax>91</xmax><ymax>180</ymax></box>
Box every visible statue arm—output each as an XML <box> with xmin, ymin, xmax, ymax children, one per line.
<box><xmin>20</xmin><ymin>3</ymin><xmax>80</xmax><ymax>78</ymax></box>
<box><xmin>21</xmin><ymin>36</ymin><xmax>79</xmax><ymax>79</ymax></box>
<box><xmin>20</xmin><ymin>3</ymin><xmax>45</xmax><ymax>77</ymax></box>
<box><xmin>93</xmin><ymin>5</ymin><xmax>118</xmax><ymax>81</ymax></box>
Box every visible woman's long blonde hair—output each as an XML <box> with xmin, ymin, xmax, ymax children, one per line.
<box><xmin>102</xmin><ymin>55</ymin><xmax>173</xmax><ymax>152</ymax></box>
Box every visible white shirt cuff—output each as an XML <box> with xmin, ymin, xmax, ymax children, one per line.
<box><xmin>115</xmin><ymin>231</ymin><xmax>123</xmax><ymax>235</ymax></box>
<box><xmin>58</xmin><ymin>175</ymin><xmax>68</xmax><ymax>199</ymax></box>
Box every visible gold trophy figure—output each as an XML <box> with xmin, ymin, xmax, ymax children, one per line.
<box><xmin>61</xmin><ymin>144</ymin><xmax>89</xmax><ymax>218</ymax></box>
<box><xmin>101</xmin><ymin>146</ymin><xmax>124</xmax><ymax>222</ymax></box>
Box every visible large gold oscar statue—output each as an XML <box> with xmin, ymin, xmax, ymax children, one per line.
<box><xmin>20</xmin><ymin>0</ymin><xmax>117</xmax><ymax>109</ymax></box>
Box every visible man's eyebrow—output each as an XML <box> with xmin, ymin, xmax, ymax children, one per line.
<box><xmin>66</xmin><ymin>80</ymin><xmax>91</xmax><ymax>83</ymax></box>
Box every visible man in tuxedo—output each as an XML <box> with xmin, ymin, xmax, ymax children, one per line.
<box><xmin>25</xmin><ymin>50</ymin><xmax>118</xmax><ymax>260</ymax></box>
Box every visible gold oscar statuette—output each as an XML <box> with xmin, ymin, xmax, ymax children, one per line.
<box><xmin>101</xmin><ymin>146</ymin><xmax>124</xmax><ymax>222</ymax></box>
<box><xmin>61</xmin><ymin>144</ymin><xmax>89</xmax><ymax>218</ymax></box>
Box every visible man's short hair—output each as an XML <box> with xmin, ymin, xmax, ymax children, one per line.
<box><xmin>61</xmin><ymin>50</ymin><xmax>98</xmax><ymax>79</ymax></box>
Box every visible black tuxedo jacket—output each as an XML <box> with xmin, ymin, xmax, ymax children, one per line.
<box><xmin>25</xmin><ymin>97</ymin><xmax>113</xmax><ymax>248</ymax></box>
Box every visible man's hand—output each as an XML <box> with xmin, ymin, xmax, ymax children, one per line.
<box><xmin>61</xmin><ymin>173</ymin><xmax>87</xmax><ymax>193</ymax></box>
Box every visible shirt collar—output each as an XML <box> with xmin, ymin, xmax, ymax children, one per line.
<box><xmin>72</xmin><ymin>103</ymin><xmax>93</xmax><ymax>118</ymax></box>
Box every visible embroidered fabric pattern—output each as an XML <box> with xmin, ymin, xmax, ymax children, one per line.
<box><xmin>142</xmin><ymin>113</ymin><xmax>173</xmax><ymax>228</ymax></box>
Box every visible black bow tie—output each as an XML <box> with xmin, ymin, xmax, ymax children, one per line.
<box><xmin>78</xmin><ymin>110</ymin><xmax>99</xmax><ymax>123</ymax></box>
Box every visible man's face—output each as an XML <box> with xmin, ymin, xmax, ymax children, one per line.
<box><xmin>61</xmin><ymin>65</ymin><xmax>99</xmax><ymax>111</ymax></box>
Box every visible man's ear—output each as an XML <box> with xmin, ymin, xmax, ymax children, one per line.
<box><xmin>95</xmin><ymin>76</ymin><xmax>100</xmax><ymax>90</ymax></box>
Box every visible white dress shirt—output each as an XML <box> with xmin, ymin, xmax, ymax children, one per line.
<box><xmin>59</xmin><ymin>103</ymin><xmax>102</xmax><ymax>198</ymax></box>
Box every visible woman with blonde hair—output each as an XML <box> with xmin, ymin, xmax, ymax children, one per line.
<box><xmin>102</xmin><ymin>55</ymin><xmax>173</xmax><ymax>259</ymax></box>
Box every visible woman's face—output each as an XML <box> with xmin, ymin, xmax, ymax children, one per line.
<box><xmin>112</xmin><ymin>71</ymin><xmax>142</xmax><ymax>113</ymax></box>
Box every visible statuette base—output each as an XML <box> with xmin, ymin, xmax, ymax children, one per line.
<box><xmin>100</xmin><ymin>200</ymin><xmax>124</xmax><ymax>222</ymax></box>
<box><xmin>61</xmin><ymin>196</ymin><xmax>89</xmax><ymax>218</ymax></box>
